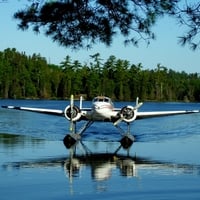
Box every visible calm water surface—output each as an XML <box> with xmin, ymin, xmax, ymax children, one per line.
<box><xmin>0</xmin><ymin>99</ymin><xmax>200</xmax><ymax>200</ymax></box>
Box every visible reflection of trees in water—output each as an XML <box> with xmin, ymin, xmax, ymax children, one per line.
<box><xmin>0</xmin><ymin>133</ymin><xmax>44</xmax><ymax>148</ymax></box>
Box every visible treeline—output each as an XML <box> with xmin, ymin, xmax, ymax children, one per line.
<box><xmin>0</xmin><ymin>48</ymin><xmax>200</xmax><ymax>101</ymax></box>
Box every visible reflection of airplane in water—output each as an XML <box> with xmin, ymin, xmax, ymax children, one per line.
<box><xmin>64</xmin><ymin>141</ymin><xmax>137</xmax><ymax>181</ymax></box>
<box><xmin>2</xmin><ymin>95</ymin><xmax>200</xmax><ymax>147</ymax></box>
<box><xmin>3</xmin><ymin>141</ymin><xmax>200</xmax><ymax>183</ymax></box>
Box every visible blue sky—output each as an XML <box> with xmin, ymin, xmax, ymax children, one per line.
<box><xmin>0</xmin><ymin>1</ymin><xmax>199</xmax><ymax>73</ymax></box>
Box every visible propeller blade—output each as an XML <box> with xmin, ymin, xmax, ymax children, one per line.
<box><xmin>113</xmin><ymin>118</ymin><xmax>122</xmax><ymax>126</ymax></box>
<box><xmin>80</xmin><ymin>96</ymin><xmax>83</xmax><ymax>109</ymax></box>
<box><xmin>136</xmin><ymin>97</ymin><xmax>139</xmax><ymax>106</ymax></box>
<box><xmin>113</xmin><ymin>115</ymin><xmax>124</xmax><ymax>126</ymax></box>
<box><xmin>69</xmin><ymin>94</ymin><xmax>74</xmax><ymax>132</ymax></box>
<box><xmin>134</xmin><ymin>102</ymin><xmax>143</xmax><ymax>110</ymax></box>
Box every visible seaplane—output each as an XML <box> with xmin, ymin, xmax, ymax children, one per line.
<box><xmin>1</xmin><ymin>95</ymin><xmax>200</xmax><ymax>148</ymax></box>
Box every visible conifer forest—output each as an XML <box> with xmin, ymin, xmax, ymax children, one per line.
<box><xmin>0</xmin><ymin>48</ymin><xmax>199</xmax><ymax>101</ymax></box>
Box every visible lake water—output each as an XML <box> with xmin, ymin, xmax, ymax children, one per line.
<box><xmin>0</xmin><ymin>99</ymin><xmax>200</xmax><ymax>200</ymax></box>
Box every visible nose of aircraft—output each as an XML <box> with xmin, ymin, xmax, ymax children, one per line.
<box><xmin>92</xmin><ymin>102</ymin><xmax>111</xmax><ymax>120</ymax></box>
<box><xmin>93</xmin><ymin>104</ymin><xmax>100</xmax><ymax>110</ymax></box>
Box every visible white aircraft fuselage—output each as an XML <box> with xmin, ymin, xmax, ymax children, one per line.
<box><xmin>85</xmin><ymin>96</ymin><xmax>116</xmax><ymax>121</ymax></box>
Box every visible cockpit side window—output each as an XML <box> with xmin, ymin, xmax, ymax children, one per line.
<box><xmin>104</xmin><ymin>98</ymin><xmax>109</xmax><ymax>102</ymax></box>
<box><xmin>93</xmin><ymin>98</ymin><xmax>98</xmax><ymax>102</ymax></box>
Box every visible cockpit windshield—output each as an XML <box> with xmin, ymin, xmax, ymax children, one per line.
<box><xmin>93</xmin><ymin>96</ymin><xmax>111</xmax><ymax>103</ymax></box>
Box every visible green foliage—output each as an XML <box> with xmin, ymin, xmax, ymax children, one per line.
<box><xmin>13</xmin><ymin>1</ymin><xmax>200</xmax><ymax>50</ymax></box>
<box><xmin>13</xmin><ymin>0</ymin><xmax>179</xmax><ymax>49</ymax></box>
<box><xmin>0</xmin><ymin>48</ymin><xmax>199</xmax><ymax>101</ymax></box>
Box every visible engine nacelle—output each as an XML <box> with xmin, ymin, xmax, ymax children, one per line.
<box><xmin>120</xmin><ymin>106</ymin><xmax>137</xmax><ymax>123</ymax></box>
<box><xmin>64</xmin><ymin>105</ymin><xmax>81</xmax><ymax>122</ymax></box>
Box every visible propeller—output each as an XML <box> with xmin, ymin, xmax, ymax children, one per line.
<box><xmin>113</xmin><ymin>97</ymin><xmax>143</xmax><ymax>126</ymax></box>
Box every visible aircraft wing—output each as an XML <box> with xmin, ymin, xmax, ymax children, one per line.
<box><xmin>1</xmin><ymin>105</ymin><xmax>64</xmax><ymax>116</ymax></box>
<box><xmin>2</xmin><ymin>105</ymin><xmax>199</xmax><ymax>121</ymax></box>
<box><xmin>1</xmin><ymin>105</ymin><xmax>92</xmax><ymax>117</ymax></box>
<box><xmin>136</xmin><ymin>110</ymin><xmax>200</xmax><ymax>119</ymax></box>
